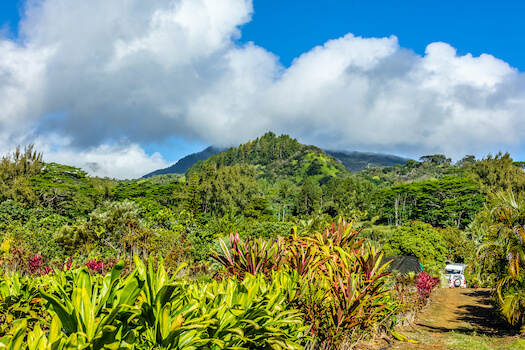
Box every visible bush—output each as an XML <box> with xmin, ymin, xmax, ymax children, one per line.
<box><xmin>383</xmin><ymin>221</ymin><xmax>447</xmax><ymax>275</ymax></box>
<box><xmin>417</xmin><ymin>271</ymin><xmax>440</xmax><ymax>304</ymax></box>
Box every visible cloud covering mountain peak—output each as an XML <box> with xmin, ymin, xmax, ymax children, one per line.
<box><xmin>1</xmin><ymin>0</ymin><xmax>524</xmax><ymax>178</ymax></box>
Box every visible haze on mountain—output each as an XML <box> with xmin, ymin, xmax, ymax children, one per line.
<box><xmin>0</xmin><ymin>0</ymin><xmax>524</xmax><ymax>179</ymax></box>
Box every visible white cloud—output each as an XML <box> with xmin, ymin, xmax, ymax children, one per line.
<box><xmin>44</xmin><ymin>142</ymin><xmax>169</xmax><ymax>180</ymax></box>
<box><xmin>0</xmin><ymin>0</ymin><xmax>525</xmax><ymax>179</ymax></box>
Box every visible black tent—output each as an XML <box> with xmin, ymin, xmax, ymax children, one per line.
<box><xmin>380</xmin><ymin>255</ymin><xmax>422</xmax><ymax>274</ymax></box>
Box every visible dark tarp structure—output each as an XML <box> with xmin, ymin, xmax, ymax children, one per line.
<box><xmin>380</xmin><ymin>255</ymin><xmax>422</xmax><ymax>275</ymax></box>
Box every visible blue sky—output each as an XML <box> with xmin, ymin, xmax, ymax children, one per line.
<box><xmin>241</xmin><ymin>0</ymin><xmax>524</xmax><ymax>71</ymax></box>
<box><xmin>0</xmin><ymin>1</ymin><xmax>21</xmax><ymax>37</ymax></box>
<box><xmin>5</xmin><ymin>1</ymin><xmax>522</xmax><ymax>69</ymax></box>
<box><xmin>0</xmin><ymin>0</ymin><xmax>524</xmax><ymax>178</ymax></box>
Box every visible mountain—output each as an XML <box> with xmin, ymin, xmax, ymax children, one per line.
<box><xmin>185</xmin><ymin>132</ymin><xmax>346</xmax><ymax>183</ymax></box>
<box><xmin>142</xmin><ymin>146</ymin><xmax>225</xmax><ymax>178</ymax></box>
<box><xmin>142</xmin><ymin>133</ymin><xmax>411</xmax><ymax>179</ymax></box>
<box><xmin>324</xmin><ymin>150</ymin><xmax>411</xmax><ymax>173</ymax></box>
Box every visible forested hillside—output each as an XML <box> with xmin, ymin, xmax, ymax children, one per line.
<box><xmin>143</xmin><ymin>133</ymin><xmax>412</xmax><ymax>177</ymax></box>
<box><xmin>2</xmin><ymin>137</ymin><xmax>525</xmax><ymax>346</ymax></box>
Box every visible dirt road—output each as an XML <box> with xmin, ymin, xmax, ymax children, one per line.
<box><xmin>358</xmin><ymin>288</ymin><xmax>524</xmax><ymax>349</ymax></box>
<box><xmin>391</xmin><ymin>288</ymin><xmax>523</xmax><ymax>349</ymax></box>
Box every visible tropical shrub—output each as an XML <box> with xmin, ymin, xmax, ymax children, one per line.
<box><xmin>212</xmin><ymin>221</ymin><xmax>399</xmax><ymax>348</ymax></box>
<box><xmin>474</xmin><ymin>190</ymin><xmax>525</xmax><ymax>330</ymax></box>
<box><xmin>0</xmin><ymin>256</ymin><xmax>308</xmax><ymax>349</ymax></box>
<box><xmin>416</xmin><ymin>271</ymin><xmax>440</xmax><ymax>304</ymax></box>
<box><xmin>211</xmin><ymin>232</ymin><xmax>286</xmax><ymax>279</ymax></box>
<box><xmin>383</xmin><ymin>220</ymin><xmax>447</xmax><ymax>275</ymax></box>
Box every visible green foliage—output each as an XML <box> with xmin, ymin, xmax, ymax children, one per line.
<box><xmin>321</xmin><ymin>176</ymin><xmax>376</xmax><ymax>218</ymax></box>
<box><xmin>30</xmin><ymin>163</ymin><xmax>113</xmax><ymax>218</ymax></box>
<box><xmin>0</xmin><ymin>144</ymin><xmax>43</xmax><ymax>206</ymax></box>
<box><xmin>374</xmin><ymin>176</ymin><xmax>485</xmax><ymax>229</ymax></box>
<box><xmin>144</xmin><ymin>173</ymin><xmax>185</xmax><ymax>184</ymax></box>
<box><xmin>188</xmin><ymin>132</ymin><xmax>302</xmax><ymax>173</ymax></box>
<box><xmin>419</xmin><ymin>154</ymin><xmax>451</xmax><ymax>165</ymax></box>
<box><xmin>55</xmin><ymin>200</ymin><xmax>150</xmax><ymax>259</ymax></box>
<box><xmin>187</xmin><ymin>133</ymin><xmax>345</xmax><ymax>186</ymax></box>
<box><xmin>383</xmin><ymin>221</ymin><xmax>447</xmax><ymax>274</ymax></box>
<box><xmin>212</xmin><ymin>221</ymin><xmax>398</xmax><ymax>348</ymax></box>
<box><xmin>472</xmin><ymin>190</ymin><xmax>525</xmax><ymax>330</ymax></box>
<box><xmin>293</xmin><ymin>177</ymin><xmax>322</xmax><ymax>216</ymax></box>
<box><xmin>474</xmin><ymin>191</ymin><xmax>525</xmax><ymax>285</ymax></box>
<box><xmin>54</xmin><ymin>221</ymin><xmax>92</xmax><ymax>253</ymax></box>
<box><xmin>0</xmin><ymin>202</ymin><xmax>69</xmax><ymax>265</ymax></box>
<box><xmin>359</xmin><ymin>224</ymin><xmax>396</xmax><ymax>246</ymax></box>
<box><xmin>458</xmin><ymin>155</ymin><xmax>476</xmax><ymax>167</ymax></box>
<box><xmin>4</xmin><ymin>140</ymin><xmax>525</xmax><ymax>341</ymax></box>
<box><xmin>183</xmin><ymin>174</ymin><xmax>201</xmax><ymax>218</ymax></box>
<box><xmin>40</xmin><ymin>262</ymin><xmax>141</xmax><ymax>348</ymax></box>
<box><xmin>466</xmin><ymin>152</ymin><xmax>525</xmax><ymax>195</ymax></box>
<box><xmin>438</xmin><ymin>227</ymin><xmax>475</xmax><ymax>264</ymax></box>
<box><xmin>0</xmin><ymin>200</ymin><xmax>54</xmax><ymax>228</ymax></box>
<box><xmin>243</xmin><ymin>196</ymin><xmax>273</xmax><ymax>220</ymax></box>
<box><xmin>112</xmin><ymin>177</ymin><xmax>185</xmax><ymax>209</ymax></box>
<box><xmin>241</xmin><ymin>221</ymin><xmax>296</xmax><ymax>239</ymax></box>
<box><xmin>0</xmin><ymin>257</ymin><xmax>308</xmax><ymax>349</ymax></box>
<box><xmin>196</xmin><ymin>163</ymin><xmax>260</xmax><ymax>216</ymax></box>
<box><xmin>356</xmin><ymin>156</ymin><xmax>459</xmax><ymax>188</ymax></box>
<box><xmin>267</xmin><ymin>145</ymin><xmax>344</xmax><ymax>183</ymax></box>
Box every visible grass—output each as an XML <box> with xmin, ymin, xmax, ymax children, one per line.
<box><xmin>445</xmin><ymin>331</ymin><xmax>525</xmax><ymax>350</ymax></box>
<box><xmin>397</xmin><ymin>326</ymin><xmax>525</xmax><ymax>349</ymax></box>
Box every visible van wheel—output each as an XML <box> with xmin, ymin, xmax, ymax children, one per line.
<box><xmin>454</xmin><ymin>279</ymin><xmax>461</xmax><ymax>287</ymax></box>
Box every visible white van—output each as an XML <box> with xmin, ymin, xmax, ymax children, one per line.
<box><xmin>445</xmin><ymin>263</ymin><xmax>466</xmax><ymax>276</ymax></box>
<box><xmin>445</xmin><ymin>263</ymin><xmax>467</xmax><ymax>288</ymax></box>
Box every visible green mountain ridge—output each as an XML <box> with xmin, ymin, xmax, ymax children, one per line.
<box><xmin>142</xmin><ymin>133</ymin><xmax>412</xmax><ymax>178</ymax></box>
<box><xmin>185</xmin><ymin>132</ymin><xmax>345</xmax><ymax>184</ymax></box>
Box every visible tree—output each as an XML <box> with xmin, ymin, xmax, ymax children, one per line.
<box><xmin>438</xmin><ymin>227</ymin><xmax>475</xmax><ymax>263</ymax></box>
<box><xmin>184</xmin><ymin>174</ymin><xmax>201</xmax><ymax>218</ymax></box>
<box><xmin>419</xmin><ymin>154</ymin><xmax>451</xmax><ymax>165</ymax></box>
<box><xmin>458</xmin><ymin>155</ymin><xmax>476</xmax><ymax>167</ymax></box>
<box><xmin>56</xmin><ymin>200</ymin><xmax>147</xmax><ymax>258</ymax></box>
<box><xmin>273</xmin><ymin>179</ymin><xmax>295</xmax><ymax>221</ymax></box>
<box><xmin>383</xmin><ymin>220</ymin><xmax>447</xmax><ymax>274</ymax></box>
<box><xmin>244</xmin><ymin>197</ymin><xmax>273</xmax><ymax>220</ymax></box>
<box><xmin>466</xmin><ymin>152</ymin><xmax>525</xmax><ymax>195</ymax></box>
<box><xmin>373</xmin><ymin>177</ymin><xmax>484</xmax><ymax>229</ymax></box>
<box><xmin>293</xmin><ymin>177</ymin><xmax>322</xmax><ymax>216</ymax></box>
<box><xmin>474</xmin><ymin>190</ymin><xmax>525</xmax><ymax>328</ymax></box>
<box><xmin>321</xmin><ymin>176</ymin><xmax>376</xmax><ymax>219</ymax></box>
<box><xmin>0</xmin><ymin>144</ymin><xmax>43</xmax><ymax>206</ymax></box>
<box><xmin>306</xmin><ymin>158</ymin><xmax>323</xmax><ymax>176</ymax></box>
<box><xmin>30</xmin><ymin>163</ymin><xmax>110</xmax><ymax>217</ymax></box>
<box><xmin>196</xmin><ymin>164</ymin><xmax>259</xmax><ymax>216</ymax></box>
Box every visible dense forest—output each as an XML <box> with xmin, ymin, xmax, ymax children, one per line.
<box><xmin>1</xmin><ymin>133</ymin><xmax>525</xmax><ymax>348</ymax></box>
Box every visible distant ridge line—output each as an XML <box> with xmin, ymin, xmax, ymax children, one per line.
<box><xmin>142</xmin><ymin>142</ymin><xmax>410</xmax><ymax>178</ymax></box>
<box><xmin>324</xmin><ymin>150</ymin><xmax>411</xmax><ymax>173</ymax></box>
<box><xmin>142</xmin><ymin>146</ymin><xmax>226</xmax><ymax>178</ymax></box>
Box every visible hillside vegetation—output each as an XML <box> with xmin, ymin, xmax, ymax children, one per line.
<box><xmin>1</xmin><ymin>137</ymin><xmax>525</xmax><ymax>348</ymax></box>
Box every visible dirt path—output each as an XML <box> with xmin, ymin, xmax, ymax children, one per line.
<box><xmin>358</xmin><ymin>288</ymin><xmax>524</xmax><ymax>349</ymax></box>
<box><xmin>390</xmin><ymin>288</ymin><xmax>522</xmax><ymax>349</ymax></box>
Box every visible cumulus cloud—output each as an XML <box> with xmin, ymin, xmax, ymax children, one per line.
<box><xmin>44</xmin><ymin>142</ymin><xmax>168</xmax><ymax>180</ymax></box>
<box><xmin>0</xmin><ymin>0</ymin><xmax>524</xmax><ymax>178</ymax></box>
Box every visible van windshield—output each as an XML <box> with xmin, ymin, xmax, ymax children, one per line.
<box><xmin>446</xmin><ymin>269</ymin><xmax>462</xmax><ymax>274</ymax></box>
